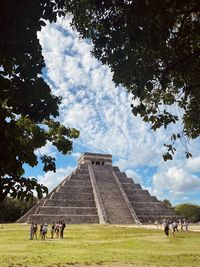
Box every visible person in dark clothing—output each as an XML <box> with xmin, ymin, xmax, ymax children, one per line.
<box><xmin>51</xmin><ymin>223</ymin><xmax>55</xmax><ymax>239</ymax></box>
<box><xmin>60</xmin><ymin>221</ymin><xmax>66</xmax><ymax>239</ymax></box>
<box><xmin>32</xmin><ymin>223</ymin><xmax>38</xmax><ymax>239</ymax></box>
<box><xmin>164</xmin><ymin>220</ymin><xmax>169</xmax><ymax>236</ymax></box>
<box><xmin>40</xmin><ymin>223</ymin><xmax>44</xmax><ymax>238</ymax></box>
<box><xmin>41</xmin><ymin>223</ymin><xmax>47</xmax><ymax>240</ymax></box>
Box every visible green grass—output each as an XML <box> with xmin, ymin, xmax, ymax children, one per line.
<box><xmin>0</xmin><ymin>224</ymin><xmax>200</xmax><ymax>267</ymax></box>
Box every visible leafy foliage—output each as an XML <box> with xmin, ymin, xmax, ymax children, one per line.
<box><xmin>65</xmin><ymin>0</ymin><xmax>200</xmax><ymax>159</ymax></box>
<box><xmin>0</xmin><ymin>1</ymin><xmax>79</xmax><ymax>201</ymax></box>
<box><xmin>175</xmin><ymin>203</ymin><xmax>200</xmax><ymax>223</ymax></box>
<box><xmin>162</xmin><ymin>199</ymin><xmax>173</xmax><ymax>209</ymax></box>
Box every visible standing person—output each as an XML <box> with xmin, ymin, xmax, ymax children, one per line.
<box><xmin>59</xmin><ymin>221</ymin><xmax>63</xmax><ymax>239</ymax></box>
<box><xmin>171</xmin><ymin>221</ymin><xmax>178</xmax><ymax>237</ymax></box>
<box><xmin>51</xmin><ymin>223</ymin><xmax>55</xmax><ymax>239</ymax></box>
<box><xmin>30</xmin><ymin>222</ymin><xmax>34</xmax><ymax>240</ymax></box>
<box><xmin>40</xmin><ymin>223</ymin><xmax>44</xmax><ymax>238</ymax></box>
<box><xmin>179</xmin><ymin>219</ymin><xmax>183</xmax><ymax>231</ymax></box>
<box><xmin>55</xmin><ymin>222</ymin><xmax>59</xmax><ymax>238</ymax></box>
<box><xmin>41</xmin><ymin>223</ymin><xmax>48</xmax><ymax>240</ymax></box>
<box><xmin>60</xmin><ymin>221</ymin><xmax>66</xmax><ymax>239</ymax></box>
<box><xmin>185</xmin><ymin>220</ymin><xmax>189</xmax><ymax>231</ymax></box>
<box><xmin>33</xmin><ymin>223</ymin><xmax>38</xmax><ymax>239</ymax></box>
<box><xmin>174</xmin><ymin>221</ymin><xmax>179</xmax><ymax>232</ymax></box>
<box><xmin>164</xmin><ymin>220</ymin><xmax>169</xmax><ymax>236</ymax></box>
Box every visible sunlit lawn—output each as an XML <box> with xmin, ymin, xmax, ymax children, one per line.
<box><xmin>0</xmin><ymin>223</ymin><xmax>200</xmax><ymax>267</ymax></box>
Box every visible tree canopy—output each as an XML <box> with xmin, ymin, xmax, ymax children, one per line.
<box><xmin>0</xmin><ymin>197</ymin><xmax>38</xmax><ymax>223</ymax></box>
<box><xmin>0</xmin><ymin>1</ymin><xmax>79</xmax><ymax>202</ymax></box>
<box><xmin>162</xmin><ymin>199</ymin><xmax>173</xmax><ymax>209</ymax></box>
<box><xmin>175</xmin><ymin>203</ymin><xmax>200</xmax><ymax>222</ymax></box>
<box><xmin>65</xmin><ymin>0</ymin><xmax>200</xmax><ymax>160</ymax></box>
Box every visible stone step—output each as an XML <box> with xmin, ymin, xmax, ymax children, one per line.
<box><xmin>75</xmin><ymin>169</ymin><xmax>90</xmax><ymax>175</ymax></box>
<box><xmin>29</xmin><ymin>214</ymin><xmax>99</xmax><ymax>224</ymax></box>
<box><xmin>127</xmin><ymin>189</ymin><xmax>150</xmax><ymax>197</ymax></box>
<box><xmin>70</xmin><ymin>173</ymin><xmax>90</xmax><ymax>180</ymax></box>
<box><xmin>120</xmin><ymin>182</ymin><xmax>135</xmax><ymax>188</ymax></box>
<box><xmin>116</xmin><ymin>172</ymin><xmax>127</xmax><ymax>178</ymax></box>
<box><xmin>45</xmin><ymin>199</ymin><xmax>96</xmax><ymax>207</ymax></box>
<box><xmin>77</xmin><ymin>165</ymin><xmax>88</xmax><ymax>170</ymax></box>
<box><xmin>52</xmin><ymin>192</ymin><xmax>95</xmax><ymax>201</ymax></box>
<box><xmin>134</xmin><ymin>208</ymin><xmax>175</xmax><ymax>216</ymax></box>
<box><xmin>118</xmin><ymin>177</ymin><xmax>133</xmax><ymax>183</ymax></box>
<box><xmin>128</xmin><ymin>194</ymin><xmax>153</xmax><ymax>202</ymax></box>
<box><xmin>131</xmin><ymin>202</ymin><xmax>166</xmax><ymax>209</ymax></box>
<box><xmin>124</xmin><ymin>184</ymin><xmax>144</xmax><ymax>195</ymax></box>
<box><xmin>132</xmin><ymin>184</ymin><xmax>142</xmax><ymax>189</ymax></box>
<box><xmin>62</xmin><ymin>180</ymin><xmax>92</xmax><ymax>187</ymax></box>
<box><xmin>58</xmin><ymin>186</ymin><xmax>93</xmax><ymax>194</ymax></box>
<box><xmin>122</xmin><ymin>184</ymin><xmax>142</xmax><ymax>191</ymax></box>
<box><xmin>37</xmin><ymin>207</ymin><xmax>97</xmax><ymax>215</ymax></box>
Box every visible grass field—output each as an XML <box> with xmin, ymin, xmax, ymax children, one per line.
<box><xmin>0</xmin><ymin>223</ymin><xmax>200</xmax><ymax>267</ymax></box>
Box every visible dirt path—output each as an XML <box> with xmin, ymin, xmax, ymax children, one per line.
<box><xmin>114</xmin><ymin>223</ymin><xmax>200</xmax><ymax>232</ymax></box>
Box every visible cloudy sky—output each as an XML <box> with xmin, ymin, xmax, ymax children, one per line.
<box><xmin>26</xmin><ymin>17</ymin><xmax>200</xmax><ymax>206</ymax></box>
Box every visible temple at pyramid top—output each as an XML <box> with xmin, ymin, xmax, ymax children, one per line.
<box><xmin>78</xmin><ymin>152</ymin><xmax>112</xmax><ymax>166</ymax></box>
<box><xmin>18</xmin><ymin>152</ymin><xmax>179</xmax><ymax>224</ymax></box>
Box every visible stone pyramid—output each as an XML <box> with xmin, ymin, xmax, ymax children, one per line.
<box><xmin>18</xmin><ymin>152</ymin><xmax>178</xmax><ymax>224</ymax></box>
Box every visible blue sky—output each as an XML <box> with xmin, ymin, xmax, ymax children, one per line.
<box><xmin>25</xmin><ymin>18</ymin><xmax>200</xmax><ymax>206</ymax></box>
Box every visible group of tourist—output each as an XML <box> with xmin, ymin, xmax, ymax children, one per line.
<box><xmin>162</xmin><ymin>219</ymin><xmax>189</xmax><ymax>237</ymax></box>
<box><xmin>29</xmin><ymin>219</ymin><xmax>189</xmax><ymax>240</ymax></box>
<box><xmin>30</xmin><ymin>221</ymin><xmax>66</xmax><ymax>240</ymax></box>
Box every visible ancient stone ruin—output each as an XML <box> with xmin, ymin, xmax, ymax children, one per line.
<box><xmin>18</xmin><ymin>152</ymin><xmax>178</xmax><ymax>224</ymax></box>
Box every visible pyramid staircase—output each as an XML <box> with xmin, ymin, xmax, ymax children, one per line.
<box><xmin>18</xmin><ymin>153</ymin><xmax>179</xmax><ymax>224</ymax></box>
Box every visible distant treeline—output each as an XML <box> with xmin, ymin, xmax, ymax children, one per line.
<box><xmin>0</xmin><ymin>197</ymin><xmax>38</xmax><ymax>223</ymax></box>
<box><xmin>174</xmin><ymin>203</ymin><xmax>200</xmax><ymax>223</ymax></box>
<box><xmin>162</xmin><ymin>199</ymin><xmax>200</xmax><ymax>223</ymax></box>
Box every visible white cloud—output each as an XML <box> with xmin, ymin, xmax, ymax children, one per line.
<box><xmin>152</xmin><ymin>166</ymin><xmax>200</xmax><ymax>203</ymax></box>
<box><xmin>71</xmin><ymin>152</ymin><xmax>82</xmax><ymax>160</ymax></box>
<box><xmin>125</xmin><ymin>169</ymin><xmax>141</xmax><ymax>183</ymax></box>
<box><xmin>37</xmin><ymin>166</ymin><xmax>74</xmax><ymax>192</ymax></box>
<box><xmin>186</xmin><ymin>156</ymin><xmax>200</xmax><ymax>173</ymax></box>
<box><xmin>35</xmin><ymin>141</ymin><xmax>57</xmax><ymax>158</ymax></box>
